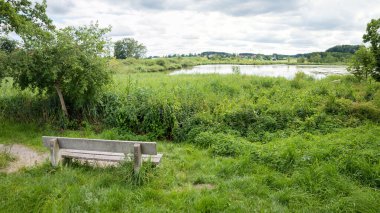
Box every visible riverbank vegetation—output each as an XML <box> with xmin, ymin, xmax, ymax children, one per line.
<box><xmin>1</xmin><ymin>71</ymin><xmax>380</xmax><ymax>211</ymax></box>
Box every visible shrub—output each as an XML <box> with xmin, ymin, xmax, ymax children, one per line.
<box><xmin>324</xmin><ymin>97</ymin><xmax>351</xmax><ymax>115</ymax></box>
<box><xmin>173</xmin><ymin>113</ymin><xmax>216</xmax><ymax>142</ymax></box>
<box><xmin>193</xmin><ymin>132</ymin><xmax>248</xmax><ymax>157</ymax></box>
<box><xmin>193</xmin><ymin>131</ymin><xmax>215</xmax><ymax>148</ymax></box>
<box><xmin>350</xmin><ymin>102</ymin><xmax>380</xmax><ymax>122</ymax></box>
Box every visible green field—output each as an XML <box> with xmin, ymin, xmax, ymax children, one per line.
<box><xmin>1</xmin><ymin>66</ymin><xmax>380</xmax><ymax>212</ymax></box>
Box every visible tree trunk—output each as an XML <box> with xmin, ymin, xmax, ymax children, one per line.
<box><xmin>54</xmin><ymin>83</ymin><xmax>68</xmax><ymax>117</ymax></box>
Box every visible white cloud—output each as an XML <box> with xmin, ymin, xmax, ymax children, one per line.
<box><xmin>44</xmin><ymin>0</ymin><xmax>380</xmax><ymax>56</ymax></box>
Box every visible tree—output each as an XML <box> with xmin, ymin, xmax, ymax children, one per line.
<box><xmin>114</xmin><ymin>38</ymin><xmax>147</xmax><ymax>59</ymax></box>
<box><xmin>0</xmin><ymin>36</ymin><xmax>17</xmax><ymax>79</ymax></box>
<box><xmin>363</xmin><ymin>18</ymin><xmax>380</xmax><ymax>81</ymax></box>
<box><xmin>347</xmin><ymin>46</ymin><xmax>375</xmax><ymax>81</ymax></box>
<box><xmin>308</xmin><ymin>53</ymin><xmax>322</xmax><ymax>63</ymax></box>
<box><xmin>8</xmin><ymin>24</ymin><xmax>112</xmax><ymax>117</ymax></box>
<box><xmin>0</xmin><ymin>36</ymin><xmax>18</xmax><ymax>53</ymax></box>
<box><xmin>326</xmin><ymin>45</ymin><xmax>361</xmax><ymax>54</ymax></box>
<box><xmin>0</xmin><ymin>50</ymin><xmax>7</xmax><ymax>79</ymax></box>
<box><xmin>297</xmin><ymin>57</ymin><xmax>305</xmax><ymax>63</ymax></box>
<box><xmin>0</xmin><ymin>0</ymin><xmax>54</xmax><ymax>39</ymax></box>
<box><xmin>0</xmin><ymin>0</ymin><xmax>52</xmax><ymax>81</ymax></box>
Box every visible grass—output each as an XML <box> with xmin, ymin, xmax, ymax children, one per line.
<box><xmin>0</xmin><ymin>151</ymin><xmax>16</xmax><ymax>169</ymax></box>
<box><xmin>0</xmin><ymin>121</ymin><xmax>379</xmax><ymax>212</ymax></box>
<box><xmin>0</xmin><ymin>61</ymin><xmax>379</xmax><ymax>211</ymax></box>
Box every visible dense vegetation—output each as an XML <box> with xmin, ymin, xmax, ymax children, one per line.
<box><xmin>114</xmin><ymin>38</ymin><xmax>147</xmax><ymax>59</ymax></box>
<box><xmin>2</xmin><ymin>71</ymin><xmax>380</xmax><ymax>141</ymax></box>
<box><xmin>0</xmin><ymin>72</ymin><xmax>380</xmax><ymax>211</ymax></box>
<box><xmin>298</xmin><ymin>51</ymin><xmax>353</xmax><ymax>64</ymax></box>
<box><xmin>198</xmin><ymin>45</ymin><xmax>360</xmax><ymax>64</ymax></box>
<box><xmin>363</xmin><ymin>19</ymin><xmax>380</xmax><ymax>81</ymax></box>
<box><xmin>326</xmin><ymin>45</ymin><xmax>361</xmax><ymax>54</ymax></box>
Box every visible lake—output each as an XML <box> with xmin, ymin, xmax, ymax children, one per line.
<box><xmin>170</xmin><ymin>64</ymin><xmax>349</xmax><ymax>79</ymax></box>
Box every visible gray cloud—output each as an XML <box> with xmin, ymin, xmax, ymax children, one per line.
<box><xmin>107</xmin><ymin>27</ymin><xmax>134</xmax><ymax>37</ymax></box>
<box><xmin>251</xmin><ymin>34</ymin><xmax>288</xmax><ymax>44</ymax></box>
<box><xmin>104</xmin><ymin>0</ymin><xmax>301</xmax><ymax>16</ymax></box>
<box><xmin>43</xmin><ymin>0</ymin><xmax>380</xmax><ymax>56</ymax></box>
<box><xmin>46</xmin><ymin>0</ymin><xmax>75</xmax><ymax>15</ymax></box>
<box><xmin>198</xmin><ymin>0</ymin><xmax>301</xmax><ymax>16</ymax></box>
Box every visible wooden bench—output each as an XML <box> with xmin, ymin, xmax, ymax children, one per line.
<box><xmin>42</xmin><ymin>136</ymin><xmax>163</xmax><ymax>173</ymax></box>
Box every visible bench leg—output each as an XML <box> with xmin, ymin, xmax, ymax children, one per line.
<box><xmin>134</xmin><ymin>144</ymin><xmax>142</xmax><ymax>173</ymax></box>
<box><xmin>50</xmin><ymin>138</ymin><xmax>61</xmax><ymax>167</ymax></box>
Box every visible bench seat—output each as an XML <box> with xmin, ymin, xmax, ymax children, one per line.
<box><xmin>60</xmin><ymin>149</ymin><xmax>163</xmax><ymax>165</ymax></box>
<box><xmin>42</xmin><ymin>136</ymin><xmax>163</xmax><ymax>173</ymax></box>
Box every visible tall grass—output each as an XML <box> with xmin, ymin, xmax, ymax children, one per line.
<box><xmin>1</xmin><ymin>72</ymin><xmax>380</xmax><ymax>140</ymax></box>
<box><xmin>0</xmin><ymin>67</ymin><xmax>379</xmax><ymax>211</ymax></box>
<box><xmin>0</xmin><ymin>121</ymin><xmax>379</xmax><ymax>212</ymax></box>
<box><xmin>0</xmin><ymin>151</ymin><xmax>16</xmax><ymax>169</ymax></box>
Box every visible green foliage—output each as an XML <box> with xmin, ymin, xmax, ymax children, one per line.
<box><xmin>7</xmin><ymin>23</ymin><xmax>112</xmax><ymax>117</ymax></box>
<box><xmin>326</xmin><ymin>45</ymin><xmax>361</xmax><ymax>54</ymax></box>
<box><xmin>0</xmin><ymin>121</ymin><xmax>379</xmax><ymax>212</ymax></box>
<box><xmin>348</xmin><ymin>46</ymin><xmax>376</xmax><ymax>81</ymax></box>
<box><xmin>2</xmin><ymin>72</ymin><xmax>380</xmax><ymax>139</ymax></box>
<box><xmin>209</xmin><ymin>134</ymin><xmax>247</xmax><ymax>157</ymax></box>
<box><xmin>306</xmin><ymin>52</ymin><xmax>352</xmax><ymax>64</ymax></box>
<box><xmin>193</xmin><ymin>131</ymin><xmax>248</xmax><ymax>157</ymax></box>
<box><xmin>0</xmin><ymin>37</ymin><xmax>18</xmax><ymax>80</ymax></box>
<box><xmin>0</xmin><ymin>0</ymin><xmax>54</xmax><ymax>39</ymax></box>
<box><xmin>363</xmin><ymin>18</ymin><xmax>380</xmax><ymax>81</ymax></box>
<box><xmin>0</xmin><ymin>150</ymin><xmax>16</xmax><ymax>169</ymax></box>
<box><xmin>0</xmin><ymin>36</ymin><xmax>18</xmax><ymax>53</ymax></box>
<box><xmin>114</xmin><ymin>38</ymin><xmax>147</xmax><ymax>59</ymax></box>
<box><xmin>0</xmin><ymin>50</ymin><xmax>6</xmax><ymax>79</ymax></box>
<box><xmin>296</xmin><ymin>57</ymin><xmax>305</xmax><ymax>63</ymax></box>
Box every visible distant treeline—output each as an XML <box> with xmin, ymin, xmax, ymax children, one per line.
<box><xmin>326</xmin><ymin>45</ymin><xmax>361</xmax><ymax>54</ymax></box>
<box><xmin>163</xmin><ymin>44</ymin><xmax>360</xmax><ymax>64</ymax></box>
<box><xmin>294</xmin><ymin>45</ymin><xmax>361</xmax><ymax>63</ymax></box>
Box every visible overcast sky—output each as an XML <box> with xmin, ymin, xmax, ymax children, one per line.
<box><xmin>45</xmin><ymin>0</ymin><xmax>380</xmax><ymax>56</ymax></box>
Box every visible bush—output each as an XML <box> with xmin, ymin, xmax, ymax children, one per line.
<box><xmin>193</xmin><ymin>131</ymin><xmax>215</xmax><ymax>148</ymax></box>
<box><xmin>350</xmin><ymin>102</ymin><xmax>380</xmax><ymax>122</ymax></box>
<box><xmin>193</xmin><ymin>132</ymin><xmax>248</xmax><ymax>157</ymax></box>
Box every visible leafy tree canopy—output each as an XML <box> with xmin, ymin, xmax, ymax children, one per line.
<box><xmin>363</xmin><ymin>18</ymin><xmax>380</xmax><ymax>81</ymax></box>
<box><xmin>347</xmin><ymin>46</ymin><xmax>376</xmax><ymax>81</ymax></box>
<box><xmin>8</xmin><ymin>23</ymin><xmax>112</xmax><ymax>117</ymax></box>
<box><xmin>114</xmin><ymin>38</ymin><xmax>147</xmax><ymax>59</ymax></box>
<box><xmin>0</xmin><ymin>36</ymin><xmax>18</xmax><ymax>53</ymax></box>
<box><xmin>326</xmin><ymin>45</ymin><xmax>361</xmax><ymax>54</ymax></box>
<box><xmin>0</xmin><ymin>0</ymin><xmax>54</xmax><ymax>40</ymax></box>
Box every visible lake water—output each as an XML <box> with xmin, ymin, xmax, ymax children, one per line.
<box><xmin>170</xmin><ymin>64</ymin><xmax>349</xmax><ymax>79</ymax></box>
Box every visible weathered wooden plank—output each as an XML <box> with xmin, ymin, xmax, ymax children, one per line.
<box><xmin>42</xmin><ymin>136</ymin><xmax>157</xmax><ymax>155</ymax></box>
<box><xmin>59</xmin><ymin>149</ymin><xmax>162</xmax><ymax>164</ymax></box>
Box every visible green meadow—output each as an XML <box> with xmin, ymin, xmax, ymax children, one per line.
<box><xmin>1</xmin><ymin>65</ymin><xmax>379</xmax><ymax>212</ymax></box>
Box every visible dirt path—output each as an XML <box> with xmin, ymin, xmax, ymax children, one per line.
<box><xmin>0</xmin><ymin>144</ymin><xmax>48</xmax><ymax>173</ymax></box>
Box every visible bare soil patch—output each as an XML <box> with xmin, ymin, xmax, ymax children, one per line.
<box><xmin>0</xmin><ymin>144</ymin><xmax>48</xmax><ymax>173</ymax></box>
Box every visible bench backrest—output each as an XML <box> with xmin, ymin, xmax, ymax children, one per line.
<box><xmin>42</xmin><ymin>136</ymin><xmax>157</xmax><ymax>155</ymax></box>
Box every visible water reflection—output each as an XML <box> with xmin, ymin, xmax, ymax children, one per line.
<box><xmin>170</xmin><ymin>64</ymin><xmax>349</xmax><ymax>79</ymax></box>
